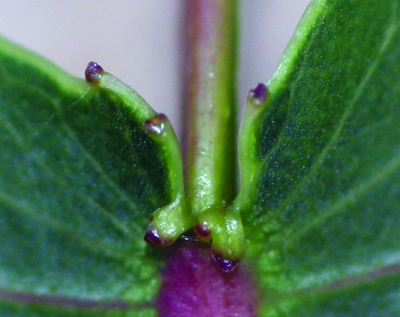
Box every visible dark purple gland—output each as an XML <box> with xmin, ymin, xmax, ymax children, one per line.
<box><xmin>144</xmin><ymin>113</ymin><xmax>168</xmax><ymax>135</ymax></box>
<box><xmin>144</xmin><ymin>226</ymin><xmax>172</xmax><ymax>246</ymax></box>
<box><xmin>194</xmin><ymin>221</ymin><xmax>212</xmax><ymax>239</ymax></box>
<box><xmin>85</xmin><ymin>61</ymin><xmax>104</xmax><ymax>84</ymax></box>
<box><xmin>158</xmin><ymin>240</ymin><xmax>257</xmax><ymax>317</ymax></box>
<box><xmin>248</xmin><ymin>83</ymin><xmax>269</xmax><ymax>105</ymax></box>
<box><xmin>212</xmin><ymin>252</ymin><xmax>240</xmax><ymax>273</ymax></box>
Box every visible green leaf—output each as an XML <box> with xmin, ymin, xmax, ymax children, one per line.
<box><xmin>0</xmin><ymin>35</ymin><xmax>185</xmax><ymax>316</ymax></box>
<box><xmin>236</xmin><ymin>0</ymin><xmax>400</xmax><ymax>315</ymax></box>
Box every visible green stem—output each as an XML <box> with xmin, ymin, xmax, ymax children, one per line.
<box><xmin>183</xmin><ymin>0</ymin><xmax>238</xmax><ymax>216</ymax></box>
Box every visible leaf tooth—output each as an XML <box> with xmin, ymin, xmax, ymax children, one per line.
<box><xmin>144</xmin><ymin>196</ymin><xmax>194</xmax><ymax>247</ymax></box>
<box><xmin>232</xmin><ymin>83</ymin><xmax>271</xmax><ymax>210</ymax></box>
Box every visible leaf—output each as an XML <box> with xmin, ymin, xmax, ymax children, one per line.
<box><xmin>0</xmin><ymin>35</ymin><xmax>184</xmax><ymax>316</ymax></box>
<box><xmin>236</xmin><ymin>0</ymin><xmax>400</xmax><ymax>315</ymax></box>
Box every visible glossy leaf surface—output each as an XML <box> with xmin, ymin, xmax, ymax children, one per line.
<box><xmin>236</xmin><ymin>0</ymin><xmax>400</xmax><ymax>315</ymax></box>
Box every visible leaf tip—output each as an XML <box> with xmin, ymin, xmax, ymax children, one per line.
<box><xmin>85</xmin><ymin>61</ymin><xmax>104</xmax><ymax>84</ymax></box>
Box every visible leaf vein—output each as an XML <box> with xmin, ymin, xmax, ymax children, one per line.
<box><xmin>269</xmin><ymin>13</ymin><xmax>399</xmax><ymax>227</ymax></box>
<box><xmin>0</xmin><ymin>113</ymin><xmax>139</xmax><ymax>237</ymax></box>
<box><xmin>285</xmin><ymin>153</ymin><xmax>400</xmax><ymax>245</ymax></box>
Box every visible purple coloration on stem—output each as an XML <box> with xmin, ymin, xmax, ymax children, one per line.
<box><xmin>249</xmin><ymin>83</ymin><xmax>269</xmax><ymax>105</ymax></box>
<box><xmin>158</xmin><ymin>241</ymin><xmax>257</xmax><ymax>317</ymax></box>
<box><xmin>212</xmin><ymin>253</ymin><xmax>239</xmax><ymax>273</ymax></box>
<box><xmin>144</xmin><ymin>113</ymin><xmax>168</xmax><ymax>135</ymax></box>
<box><xmin>85</xmin><ymin>61</ymin><xmax>104</xmax><ymax>84</ymax></box>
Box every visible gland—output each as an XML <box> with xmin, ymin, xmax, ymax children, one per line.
<box><xmin>248</xmin><ymin>83</ymin><xmax>269</xmax><ymax>105</ymax></box>
<box><xmin>85</xmin><ymin>61</ymin><xmax>104</xmax><ymax>84</ymax></box>
<box><xmin>194</xmin><ymin>220</ymin><xmax>212</xmax><ymax>239</ymax></box>
<box><xmin>192</xmin><ymin>209</ymin><xmax>245</xmax><ymax>272</ymax></box>
<box><xmin>144</xmin><ymin>113</ymin><xmax>168</xmax><ymax>135</ymax></box>
<box><xmin>212</xmin><ymin>253</ymin><xmax>239</xmax><ymax>273</ymax></box>
<box><xmin>144</xmin><ymin>225</ymin><xmax>173</xmax><ymax>247</ymax></box>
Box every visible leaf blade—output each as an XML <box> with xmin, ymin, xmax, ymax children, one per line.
<box><xmin>236</xmin><ymin>0</ymin><xmax>400</xmax><ymax>315</ymax></box>
<box><xmin>0</xmin><ymin>35</ymin><xmax>183</xmax><ymax>315</ymax></box>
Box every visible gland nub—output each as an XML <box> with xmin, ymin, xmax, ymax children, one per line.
<box><xmin>213</xmin><ymin>253</ymin><xmax>239</xmax><ymax>273</ymax></box>
<box><xmin>144</xmin><ymin>227</ymin><xmax>162</xmax><ymax>244</ymax></box>
<box><xmin>144</xmin><ymin>113</ymin><xmax>168</xmax><ymax>135</ymax></box>
<box><xmin>85</xmin><ymin>61</ymin><xmax>104</xmax><ymax>84</ymax></box>
<box><xmin>248</xmin><ymin>83</ymin><xmax>269</xmax><ymax>105</ymax></box>
<box><xmin>195</xmin><ymin>222</ymin><xmax>212</xmax><ymax>239</ymax></box>
<box><xmin>144</xmin><ymin>226</ymin><xmax>173</xmax><ymax>247</ymax></box>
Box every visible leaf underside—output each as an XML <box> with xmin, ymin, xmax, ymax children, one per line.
<box><xmin>236</xmin><ymin>0</ymin><xmax>400</xmax><ymax>315</ymax></box>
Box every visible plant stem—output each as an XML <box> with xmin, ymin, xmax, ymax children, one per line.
<box><xmin>183</xmin><ymin>0</ymin><xmax>238</xmax><ymax>216</ymax></box>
